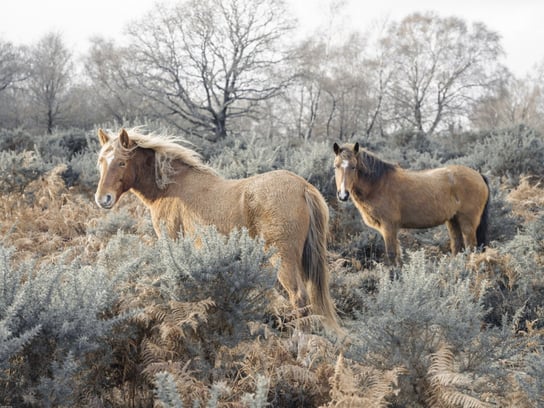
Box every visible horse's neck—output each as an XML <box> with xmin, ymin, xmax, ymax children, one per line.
<box><xmin>132</xmin><ymin>162</ymin><xmax>221</xmax><ymax>207</ymax></box>
<box><xmin>353</xmin><ymin>167</ymin><xmax>386</xmax><ymax>202</ymax></box>
<box><xmin>352</xmin><ymin>173</ymin><xmax>373</xmax><ymax>201</ymax></box>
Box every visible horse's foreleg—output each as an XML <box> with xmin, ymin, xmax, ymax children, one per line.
<box><xmin>381</xmin><ymin>227</ymin><xmax>401</xmax><ymax>266</ymax></box>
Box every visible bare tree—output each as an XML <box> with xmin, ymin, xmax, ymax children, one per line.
<box><xmin>286</xmin><ymin>31</ymin><xmax>389</xmax><ymax>141</ymax></box>
<box><xmin>471</xmin><ymin>64</ymin><xmax>544</xmax><ymax>132</ymax></box>
<box><xmin>84</xmin><ymin>37</ymin><xmax>144</xmax><ymax>123</ymax></box>
<box><xmin>285</xmin><ymin>38</ymin><xmax>329</xmax><ymax>141</ymax></box>
<box><xmin>0</xmin><ymin>39</ymin><xmax>28</xmax><ymax>93</ymax></box>
<box><xmin>125</xmin><ymin>0</ymin><xmax>295</xmax><ymax>141</ymax></box>
<box><xmin>27</xmin><ymin>33</ymin><xmax>72</xmax><ymax>134</ymax></box>
<box><xmin>380</xmin><ymin>13</ymin><xmax>504</xmax><ymax>136</ymax></box>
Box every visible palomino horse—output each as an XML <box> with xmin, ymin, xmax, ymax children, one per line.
<box><xmin>95</xmin><ymin>128</ymin><xmax>338</xmax><ymax>328</ymax></box>
<box><xmin>333</xmin><ymin>142</ymin><xmax>490</xmax><ymax>265</ymax></box>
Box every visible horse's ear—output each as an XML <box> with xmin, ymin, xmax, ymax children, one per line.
<box><xmin>353</xmin><ymin>142</ymin><xmax>359</xmax><ymax>154</ymax></box>
<box><xmin>333</xmin><ymin>142</ymin><xmax>340</xmax><ymax>155</ymax></box>
<box><xmin>119</xmin><ymin>128</ymin><xmax>132</xmax><ymax>149</ymax></box>
<box><xmin>98</xmin><ymin>128</ymin><xmax>110</xmax><ymax>146</ymax></box>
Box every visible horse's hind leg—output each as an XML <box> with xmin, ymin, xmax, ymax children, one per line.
<box><xmin>446</xmin><ymin>218</ymin><xmax>464</xmax><ymax>254</ymax></box>
<box><xmin>457</xmin><ymin>214</ymin><xmax>479</xmax><ymax>251</ymax></box>
<box><xmin>274</xmin><ymin>252</ymin><xmax>310</xmax><ymax>315</ymax></box>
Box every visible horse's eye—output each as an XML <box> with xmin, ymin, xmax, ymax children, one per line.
<box><xmin>119</xmin><ymin>161</ymin><xmax>126</xmax><ymax>168</ymax></box>
<box><xmin>350</xmin><ymin>166</ymin><xmax>356</xmax><ymax>170</ymax></box>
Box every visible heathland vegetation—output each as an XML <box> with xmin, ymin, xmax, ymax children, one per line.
<box><xmin>1</xmin><ymin>0</ymin><xmax>543</xmax><ymax>406</ymax></box>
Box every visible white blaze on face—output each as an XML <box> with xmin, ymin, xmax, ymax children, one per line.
<box><xmin>339</xmin><ymin>160</ymin><xmax>349</xmax><ymax>199</ymax></box>
<box><xmin>96</xmin><ymin>147</ymin><xmax>117</xmax><ymax>208</ymax></box>
<box><xmin>340</xmin><ymin>160</ymin><xmax>349</xmax><ymax>195</ymax></box>
<box><xmin>104</xmin><ymin>150</ymin><xmax>115</xmax><ymax>167</ymax></box>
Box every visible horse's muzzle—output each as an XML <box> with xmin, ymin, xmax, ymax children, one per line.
<box><xmin>337</xmin><ymin>191</ymin><xmax>349</xmax><ymax>201</ymax></box>
<box><xmin>95</xmin><ymin>193</ymin><xmax>115</xmax><ymax>209</ymax></box>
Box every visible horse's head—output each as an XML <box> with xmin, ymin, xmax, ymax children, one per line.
<box><xmin>333</xmin><ymin>142</ymin><xmax>359</xmax><ymax>202</ymax></box>
<box><xmin>95</xmin><ymin>128</ymin><xmax>139</xmax><ymax>209</ymax></box>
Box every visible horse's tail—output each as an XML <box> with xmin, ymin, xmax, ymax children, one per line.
<box><xmin>303</xmin><ymin>186</ymin><xmax>340</xmax><ymax>331</ymax></box>
<box><xmin>476</xmin><ymin>174</ymin><xmax>490</xmax><ymax>248</ymax></box>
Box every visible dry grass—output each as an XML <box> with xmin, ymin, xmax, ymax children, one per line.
<box><xmin>507</xmin><ymin>176</ymin><xmax>544</xmax><ymax>222</ymax></box>
<box><xmin>0</xmin><ymin>164</ymin><xmax>151</xmax><ymax>263</ymax></box>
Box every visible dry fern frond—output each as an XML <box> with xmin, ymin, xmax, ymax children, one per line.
<box><xmin>234</xmin><ymin>335</ymin><xmax>296</xmax><ymax>393</ymax></box>
<box><xmin>141</xmin><ymin>338</ymin><xmax>179</xmax><ymax>370</ymax></box>
<box><xmin>150</xmin><ymin>360</ymin><xmax>207</xmax><ymax>406</ymax></box>
<box><xmin>427</xmin><ymin>344</ymin><xmax>492</xmax><ymax>408</ymax></box>
<box><xmin>166</xmin><ymin>298</ymin><xmax>215</xmax><ymax>333</ymax></box>
<box><xmin>324</xmin><ymin>354</ymin><xmax>402</xmax><ymax>408</ymax></box>
<box><xmin>132</xmin><ymin>304</ymin><xmax>169</xmax><ymax>327</ymax></box>
<box><xmin>502</xmin><ymin>371</ymin><xmax>540</xmax><ymax>408</ymax></box>
<box><xmin>467</xmin><ymin>248</ymin><xmax>519</xmax><ymax>293</ymax></box>
<box><xmin>275</xmin><ymin>363</ymin><xmax>320</xmax><ymax>394</ymax></box>
<box><xmin>144</xmin><ymin>360</ymin><xmax>188</xmax><ymax>379</ymax></box>
<box><xmin>329</xmin><ymin>354</ymin><xmax>359</xmax><ymax>398</ymax></box>
<box><xmin>294</xmin><ymin>331</ymin><xmax>337</xmax><ymax>369</ymax></box>
<box><xmin>118</xmin><ymin>280</ymin><xmax>164</xmax><ymax>314</ymax></box>
<box><xmin>438</xmin><ymin>390</ymin><xmax>494</xmax><ymax>408</ymax></box>
<box><xmin>286</xmin><ymin>312</ymin><xmax>326</xmax><ymax>332</ymax></box>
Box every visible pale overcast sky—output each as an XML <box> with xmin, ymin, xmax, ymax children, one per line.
<box><xmin>1</xmin><ymin>0</ymin><xmax>542</xmax><ymax>77</ymax></box>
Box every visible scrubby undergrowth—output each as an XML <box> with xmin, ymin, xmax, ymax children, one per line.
<box><xmin>1</xmin><ymin>128</ymin><xmax>543</xmax><ymax>407</ymax></box>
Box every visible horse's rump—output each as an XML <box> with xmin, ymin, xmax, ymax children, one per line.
<box><xmin>244</xmin><ymin>170</ymin><xmax>338</xmax><ymax>327</ymax></box>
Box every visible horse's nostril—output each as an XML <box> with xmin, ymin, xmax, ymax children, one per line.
<box><xmin>96</xmin><ymin>193</ymin><xmax>115</xmax><ymax>209</ymax></box>
<box><xmin>337</xmin><ymin>191</ymin><xmax>349</xmax><ymax>202</ymax></box>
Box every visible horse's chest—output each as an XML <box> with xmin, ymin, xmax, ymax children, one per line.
<box><xmin>355</xmin><ymin>202</ymin><xmax>382</xmax><ymax>229</ymax></box>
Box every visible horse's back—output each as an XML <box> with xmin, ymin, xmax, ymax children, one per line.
<box><xmin>395</xmin><ymin>165</ymin><xmax>488</xmax><ymax>228</ymax></box>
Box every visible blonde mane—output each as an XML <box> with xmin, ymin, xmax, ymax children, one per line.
<box><xmin>99</xmin><ymin>128</ymin><xmax>218</xmax><ymax>189</ymax></box>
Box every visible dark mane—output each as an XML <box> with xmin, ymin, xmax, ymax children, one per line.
<box><xmin>356</xmin><ymin>149</ymin><xmax>396</xmax><ymax>183</ymax></box>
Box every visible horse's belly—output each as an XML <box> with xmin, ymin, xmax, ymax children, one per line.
<box><xmin>402</xmin><ymin>218</ymin><xmax>445</xmax><ymax>229</ymax></box>
<box><xmin>400</xmin><ymin>206</ymin><xmax>454</xmax><ymax>229</ymax></box>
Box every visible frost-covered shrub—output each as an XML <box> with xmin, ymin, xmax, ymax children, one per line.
<box><xmin>346</xmin><ymin>251</ymin><xmax>490</xmax><ymax>404</ymax></box>
<box><xmin>344</xmin><ymin>249</ymin><xmax>544</xmax><ymax>406</ymax></box>
<box><xmin>0</xmin><ymin>244</ymin><xmax>125</xmax><ymax>406</ymax></box>
<box><xmin>282</xmin><ymin>141</ymin><xmax>335</xmax><ymax>194</ymax></box>
<box><xmin>0</xmin><ymin>150</ymin><xmax>50</xmax><ymax>193</ymax></box>
<box><xmin>156</xmin><ymin>226</ymin><xmax>277</xmax><ymax>346</ymax></box>
<box><xmin>99</xmin><ymin>227</ymin><xmax>279</xmax><ymax>406</ymax></box>
<box><xmin>482</xmin><ymin>218</ymin><xmax>544</xmax><ymax>330</ymax></box>
<box><xmin>0</xmin><ymin>128</ymin><xmax>37</xmax><ymax>152</ymax></box>
<box><xmin>486</xmin><ymin>177</ymin><xmax>522</xmax><ymax>244</ymax></box>
<box><xmin>457</xmin><ymin>126</ymin><xmax>544</xmax><ymax>181</ymax></box>
<box><xmin>67</xmin><ymin>148</ymin><xmax>100</xmax><ymax>190</ymax></box>
<box><xmin>209</xmin><ymin>134</ymin><xmax>283</xmax><ymax>178</ymax></box>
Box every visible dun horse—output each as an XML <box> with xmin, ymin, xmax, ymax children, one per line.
<box><xmin>95</xmin><ymin>128</ymin><xmax>338</xmax><ymax>328</ymax></box>
<box><xmin>333</xmin><ymin>142</ymin><xmax>490</xmax><ymax>265</ymax></box>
